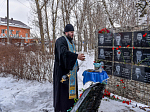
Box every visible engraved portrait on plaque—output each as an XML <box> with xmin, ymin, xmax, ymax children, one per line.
<box><xmin>98</xmin><ymin>34</ymin><xmax>104</xmax><ymax>45</ymax></box>
<box><xmin>133</xmin><ymin>49</ymin><xmax>143</xmax><ymax>64</ymax></box>
<box><xmin>99</xmin><ymin>48</ymin><xmax>105</xmax><ymax>59</ymax></box>
<box><xmin>134</xmin><ymin>31</ymin><xmax>147</xmax><ymax>47</ymax></box>
<box><xmin>116</xmin><ymin>50</ymin><xmax>121</xmax><ymax>61</ymax></box>
<box><xmin>132</xmin><ymin>66</ymin><xmax>145</xmax><ymax>82</ymax></box>
<box><xmin>136</xmin><ymin>51</ymin><xmax>142</xmax><ymax>63</ymax></box>
<box><xmin>114</xmin><ymin>63</ymin><xmax>121</xmax><ymax>77</ymax></box>
<box><xmin>114</xmin><ymin>33</ymin><xmax>121</xmax><ymax>46</ymax></box>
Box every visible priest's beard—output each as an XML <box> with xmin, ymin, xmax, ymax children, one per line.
<box><xmin>66</xmin><ymin>34</ymin><xmax>73</xmax><ymax>43</ymax></box>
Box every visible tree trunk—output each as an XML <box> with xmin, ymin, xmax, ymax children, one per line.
<box><xmin>52</xmin><ymin>0</ymin><xmax>59</xmax><ymax>55</ymax></box>
<box><xmin>44</xmin><ymin>0</ymin><xmax>51</xmax><ymax>54</ymax></box>
<box><xmin>35</xmin><ymin>0</ymin><xmax>45</xmax><ymax>54</ymax></box>
<box><xmin>102</xmin><ymin>0</ymin><xmax>115</xmax><ymax>28</ymax></box>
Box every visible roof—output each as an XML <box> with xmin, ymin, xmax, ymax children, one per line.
<box><xmin>0</xmin><ymin>17</ymin><xmax>31</xmax><ymax>29</ymax></box>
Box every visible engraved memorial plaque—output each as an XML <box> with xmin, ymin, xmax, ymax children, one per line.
<box><xmin>98</xmin><ymin>33</ymin><xmax>113</xmax><ymax>46</ymax></box>
<box><xmin>133</xmin><ymin>49</ymin><xmax>150</xmax><ymax>66</ymax></box>
<box><xmin>98</xmin><ymin>48</ymin><xmax>113</xmax><ymax>61</ymax></box>
<box><xmin>144</xmin><ymin>67</ymin><xmax>150</xmax><ymax>83</ymax></box>
<box><xmin>114</xmin><ymin>32</ymin><xmax>132</xmax><ymax>47</ymax></box>
<box><xmin>133</xmin><ymin>31</ymin><xmax>150</xmax><ymax>47</ymax></box>
<box><xmin>102</xmin><ymin>61</ymin><xmax>112</xmax><ymax>75</ymax></box>
<box><xmin>114</xmin><ymin>63</ymin><xmax>122</xmax><ymax>77</ymax></box>
<box><xmin>142</xmin><ymin>49</ymin><xmax>150</xmax><ymax>66</ymax></box>
<box><xmin>132</xmin><ymin>65</ymin><xmax>145</xmax><ymax>82</ymax></box>
<box><xmin>121</xmin><ymin>64</ymin><xmax>131</xmax><ymax>79</ymax></box>
<box><xmin>114</xmin><ymin>63</ymin><xmax>131</xmax><ymax>79</ymax></box>
<box><xmin>121</xmin><ymin>32</ymin><xmax>132</xmax><ymax>47</ymax></box>
<box><xmin>114</xmin><ymin>48</ymin><xmax>131</xmax><ymax>63</ymax></box>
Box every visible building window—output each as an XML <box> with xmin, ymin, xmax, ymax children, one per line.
<box><xmin>1</xmin><ymin>29</ymin><xmax>5</xmax><ymax>34</ymax></box>
<box><xmin>26</xmin><ymin>33</ymin><xmax>28</xmax><ymax>37</ymax></box>
<box><xmin>9</xmin><ymin>30</ymin><xmax>13</xmax><ymax>35</ymax></box>
<box><xmin>26</xmin><ymin>39</ymin><xmax>28</xmax><ymax>42</ymax></box>
<box><xmin>16</xmin><ymin>31</ymin><xmax>19</xmax><ymax>37</ymax></box>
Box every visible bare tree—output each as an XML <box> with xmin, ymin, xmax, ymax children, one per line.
<box><xmin>61</xmin><ymin>0</ymin><xmax>79</xmax><ymax>26</ymax></box>
<box><xmin>73</xmin><ymin>0</ymin><xmax>89</xmax><ymax>51</ymax></box>
<box><xmin>34</xmin><ymin>0</ymin><xmax>47</xmax><ymax>54</ymax></box>
<box><xmin>44</xmin><ymin>0</ymin><xmax>51</xmax><ymax>54</ymax></box>
<box><xmin>50</xmin><ymin>0</ymin><xmax>60</xmax><ymax>54</ymax></box>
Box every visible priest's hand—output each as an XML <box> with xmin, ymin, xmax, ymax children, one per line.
<box><xmin>78</xmin><ymin>53</ymin><xmax>85</xmax><ymax>61</ymax></box>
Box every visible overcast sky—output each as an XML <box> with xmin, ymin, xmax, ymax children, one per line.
<box><xmin>0</xmin><ymin>0</ymin><xmax>30</xmax><ymax>25</ymax></box>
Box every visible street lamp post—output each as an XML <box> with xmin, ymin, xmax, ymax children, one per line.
<box><xmin>7</xmin><ymin>0</ymin><xmax>9</xmax><ymax>43</ymax></box>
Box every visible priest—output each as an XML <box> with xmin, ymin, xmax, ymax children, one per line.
<box><xmin>53</xmin><ymin>24</ymin><xmax>85</xmax><ymax>112</ymax></box>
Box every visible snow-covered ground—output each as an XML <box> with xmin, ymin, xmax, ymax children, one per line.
<box><xmin>0</xmin><ymin>50</ymin><xmax>149</xmax><ymax>112</ymax></box>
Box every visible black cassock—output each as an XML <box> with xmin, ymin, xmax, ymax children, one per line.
<box><xmin>53</xmin><ymin>36</ymin><xmax>78</xmax><ymax>112</ymax></box>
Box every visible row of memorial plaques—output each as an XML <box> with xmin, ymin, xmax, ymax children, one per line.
<box><xmin>98</xmin><ymin>48</ymin><xmax>150</xmax><ymax>65</ymax></box>
<box><xmin>98</xmin><ymin>31</ymin><xmax>150</xmax><ymax>47</ymax></box>
<box><xmin>102</xmin><ymin>62</ymin><xmax>150</xmax><ymax>83</ymax></box>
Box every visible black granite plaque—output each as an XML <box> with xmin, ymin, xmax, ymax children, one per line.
<box><xmin>114</xmin><ymin>63</ymin><xmax>122</xmax><ymax>77</ymax></box>
<box><xmin>144</xmin><ymin>67</ymin><xmax>150</xmax><ymax>83</ymax></box>
<box><xmin>121</xmin><ymin>32</ymin><xmax>132</xmax><ymax>47</ymax></box>
<box><xmin>98</xmin><ymin>33</ymin><xmax>113</xmax><ymax>46</ymax></box>
<box><xmin>142</xmin><ymin>49</ymin><xmax>150</xmax><ymax>66</ymax></box>
<box><xmin>98</xmin><ymin>48</ymin><xmax>113</xmax><ymax>61</ymax></box>
<box><xmin>133</xmin><ymin>49</ymin><xmax>150</xmax><ymax>66</ymax></box>
<box><xmin>114</xmin><ymin>32</ymin><xmax>132</xmax><ymax>47</ymax></box>
<box><xmin>134</xmin><ymin>31</ymin><xmax>150</xmax><ymax>47</ymax></box>
<box><xmin>102</xmin><ymin>61</ymin><xmax>112</xmax><ymax>75</ymax></box>
<box><xmin>132</xmin><ymin>65</ymin><xmax>145</xmax><ymax>82</ymax></box>
<box><xmin>114</xmin><ymin>48</ymin><xmax>131</xmax><ymax>63</ymax></box>
<box><xmin>114</xmin><ymin>63</ymin><xmax>131</xmax><ymax>79</ymax></box>
<box><xmin>121</xmin><ymin>64</ymin><xmax>131</xmax><ymax>79</ymax></box>
<box><xmin>145</xmin><ymin>31</ymin><xmax>150</xmax><ymax>47</ymax></box>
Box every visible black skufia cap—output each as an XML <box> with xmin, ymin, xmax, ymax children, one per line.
<box><xmin>64</xmin><ymin>24</ymin><xmax>74</xmax><ymax>32</ymax></box>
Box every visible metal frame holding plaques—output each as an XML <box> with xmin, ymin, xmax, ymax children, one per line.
<box><xmin>97</xmin><ymin>30</ymin><xmax>150</xmax><ymax>81</ymax></box>
<box><xmin>95</xmin><ymin>26</ymin><xmax>150</xmax><ymax>105</ymax></box>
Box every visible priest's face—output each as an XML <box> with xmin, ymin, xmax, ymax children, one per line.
<box><xmin>66</xmin><ymin>31</ymin><xmax>74</xmax><ymax>38</ymax></box>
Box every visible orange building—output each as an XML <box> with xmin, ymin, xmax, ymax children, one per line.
<box><xmin>0</xmin><ymin>17</ymin><xmax>35</xmax><ymax>44</ymax></box>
